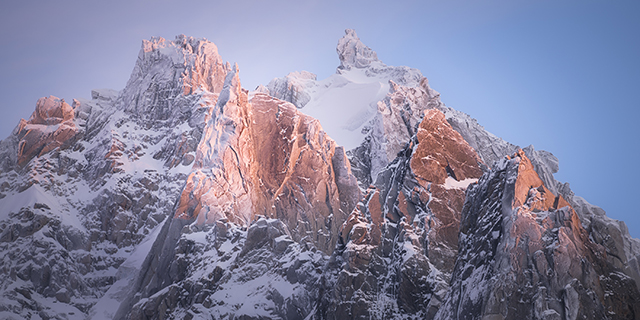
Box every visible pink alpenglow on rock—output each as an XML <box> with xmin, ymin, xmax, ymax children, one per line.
<box><xmin>16</xmin><ymin>96</ymin><xmax>79</xmax><ymax>166</ymax></box>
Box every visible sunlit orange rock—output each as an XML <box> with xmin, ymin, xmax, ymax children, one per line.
<box><xmin>410</xmin><ymin>108</ymin><xmax>483</xmax><ymax>185</ymax></box>
<box><xmin>16</xmin><ymin>96</ymin><xmax>80</xmax><ymax>166</ymax></box>
<box><xmin>437</xmin><ymin>149</ymin><xmax>640</xmax><ymax>320</ymax></box>
<box><xmin>512</xmin><ymin>149</ymin><xmax>572</xmax><ymax>212</ymax></box>
<box><xmin>173</xmin><ymin>66</ymin><xmax>360</xmax><ymax>254</ymax></box>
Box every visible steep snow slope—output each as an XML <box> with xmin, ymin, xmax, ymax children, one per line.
<box><xmin>267</xmin><ymin>29</ymin><xmax>427</xmax><ymax>187</ymax></box>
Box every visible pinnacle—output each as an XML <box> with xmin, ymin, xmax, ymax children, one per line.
<box><xmin>336</xmin><ymin>28</ymin><xmax>379</xmax><ymax>71</ymax></box>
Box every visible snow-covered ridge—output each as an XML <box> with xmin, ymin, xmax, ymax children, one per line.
<box><xmin>266</xmin><ymin>29</ymin><xmax>423</xmax><ymax>152</ymax></box>
<box><xmin>0</xmin><ymin>29</ymin><xmax>638</xmax><ymax>320</ymax></box>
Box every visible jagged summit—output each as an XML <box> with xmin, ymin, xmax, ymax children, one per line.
<box><xmin>336</xmin><ymin>28</ymin><xmax>380</xmax><ymax>71</ymax></box>
<box><xmin>265</xmin><ymin>29</ymin><xmax>429</xmax><ymax>187</ymax></box>
<box><xmin>0</xmin><ymin>31</ymin><xmax>638</xmax><ymax>320</ymax></box>
<box><xmin>436</xmin><ymin>150</ymin><xmax>640</xmax><ymax>319</ymax></box>
<box><xmin>14</xmin><ymin>96</ymin><xmax>80</xmax><ymax>167</ymax></box>
<box><xmin>118</xmin><ymin>34</ymin><xmax>231</xmax><ymax>121</ymax></box>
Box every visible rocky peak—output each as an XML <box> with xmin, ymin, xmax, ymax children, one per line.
<box><xmin>319</xmin><ymin>106</ymin><xmax>485</xmax><ymax>319</ymax></box>
<box><xmin>173</xmin><ymin>64</ymin><xmax>359</xmax><ymax>253</ymax></box>
<box><xmin>28</xmin><ymin>96</ymin><xmax>74</xmax><ymax>125</ymax></box>
<box><xmin>348</xmin><ymin>78</ymin><xmax>448</xmax><ymax>188</ymax></box>
<box><xmin>2</xmin><ymin>31</ymin><xmax>639</xmax><ymax>320</ymax></box>
<box><xmin>436</xmin><ymin>150</ymin><xmax>640</xmax><ymax>319</ymax></box>
<box><xmin>118</xmin><ymin>35</ymin><xmax>231</xmax><ymax>121</ymax></box>
<box><xmin>509</xmin><ymin>149</ymin><xmax>570</xmax><ymax>211</ymax></box>
<box><xmin>336</xmin><ymin>28</ymin><xmax>380</xmax><ymax>71</ymax></box>
<box><xmin>411</xmin><ymin>108</ymin><xmax>483</xmax><ymax>185</ymax></box>
<box><xmin>120</xmin><ymin>64</ymin><xmax>361</xmax><ymax>317</ymax></box>
<box><xmin>15</xmin><ymin>96</ymin><xmax>80</xmax><ymax>167</ymax></box>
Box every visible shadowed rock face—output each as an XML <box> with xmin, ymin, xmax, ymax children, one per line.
<box><xmin>2</xmin><ymin>31</ymin><xmax>640</xmax><ymax>320</ymax></box>
<box><xmin>336</xmin><ymin>29</ymin><xmax>379</xmax><ymax>71</ymax></box>
<box><xmin>436</xmin><ymin>150</ymin><xmax>640</xmax><ymax>320</ymax></box>
<box><xmin>121</xmin><ymin>65</ymin><xmax>361</xmax><ymax>319</ymax></box>
<box><xmin>16</xmin><ymin>96</ymin><xmax>80</xmax><ymax>166</ymax></box>
<box><xmin>119</xmin><ymin>35</ymin><xmax>231</xmax><ymax>122</ymax></box>
<box><xmin>319</xmin><ymin>108</ymin><xmax>484</xmax><ymax>319</ymax></box>
<box><xmin>173</xmin><ymin>66</ymin><xmax>360</xmax><ymax>255</ymax></box>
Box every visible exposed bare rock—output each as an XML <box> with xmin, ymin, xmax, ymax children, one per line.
<box><xmin>435</xmin><ymin>150</ymin><xmax>640</xmax><ymax>320</ymax></box>
<box><xmin>172</xmin><ymin>65</ymin><xmax>359</xmax><ymax>255</ymax></box>
<box><xmin>118</xmin><ymin>35</ymin><xmax>230</xmax><ymax>122</ymax></box>
<box><xmin>121</xmin><ymin>64</ymin><xmax>361</xmax><ymax>319</ymax></box>
<box><xmin>16</xmin><ymin>96</ymin><xmax>80</xmax><ymax>166</ymax></box>
<box><xmin>348</xmin><ymin>77</ymin><xmax>445</xmax><ymax>188</ymax></box>
<box><xmin>519</xmin><ymin>145</ymin><xmax>640</xmax><ymax>295</ymax></box>
<box><xmin>318</xmin><ymin>108</ymin><xmax>483</xmax><ymax>319</ymax></box>
<box><xmin>411</xmin><ymin>108</ymin><xmax>483</xmax><ymax>185</ymax></box>
<box><xmin>337</xmin><ymin>29</ymin><xmax>379</xmax><ymax>71</ymax></box>
<box><xmin>266</xmin><ymin>29</ymin><xmax>426</xmax><ymax>189</ymax></box>
<box><xmin>0</xmin><ymin>35</ymin><xmax>233</xmax><ymax>320</ymax></box>
<box><xmin>1</xmin><ymin>30</ymin><xmax>639</xmax><ymax>320</ymax></box>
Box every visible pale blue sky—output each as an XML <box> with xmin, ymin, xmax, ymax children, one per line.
<box><xmin>1</xmin><ymin>0</ymin><xmax>638</xmax><ymax>237</ymax></box>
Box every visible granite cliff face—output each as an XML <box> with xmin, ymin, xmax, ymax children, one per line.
<box><xmin>0</xmin><ymin>35</ymin><xmax>232</xmax><ymax>320</ymax></box>
<box><xmin>317</xmin><ymin>107</ymin><xmax>484</xmax><ymax>319</ymax></box>
<box><xmin>15</xmin><ymin>96</ymin><xmax>81</xmax><ymax>167</ymax></box>
<box><xmin>267</xmin><ymin>29</ymin><xmax>426</xmax><ymax>187</ymax></box>
<box><xmin>435</xmin><ymin>150</ymin><xmax>640</xmax><ymax>320</ymax></box>
<box><xmin>172</xmin><ymin>67</ymin><xmax>359</xmax><ymax>253</ymax></box>
<box><xmin>0</xmin><ymin>30</ymin><xmax>638</xmax><ymax>320</ymax></box>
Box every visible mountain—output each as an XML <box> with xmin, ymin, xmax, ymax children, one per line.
<box><xmin>0</xmin><ymin>29</ymin><xmax>638</xmax><ymax>320</ymax></box>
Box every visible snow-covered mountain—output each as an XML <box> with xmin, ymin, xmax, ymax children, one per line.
<box><xmin>0</xmin><ymin>29</ymin><xmax>638</xmax><ymax>320</ymax></box>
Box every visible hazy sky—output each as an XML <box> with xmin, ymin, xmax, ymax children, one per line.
<box><xmin>1</xmin><ymin>0</ymin><xmax>638</xmax><ymax>237</ymax></box>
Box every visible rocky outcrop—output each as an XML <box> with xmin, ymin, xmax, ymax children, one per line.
<box><xmin>1</xmin><ymin>30</ymin><xmax>639</xmax><ymax>320</ymax></box>
<box><xmin>318</xmin><ymin>108</ymin><xmax>484</xmax><ymax>319</ymax></box>
<box><xmin>270</xmin><ymin>29</ymin><xmax>427</xmax><ymax>188</ymax></box>
<box><xmin>0</xmin><ymin>36</ymin><xmax>231</xmax><ymax>320</ymax></box>
<box><xmin>15</xmin><ymin>96</ymin><xmax>80</xmax><ymax>166</ymax></box>
<box><xmin>410</xmin><ymin>109</ymin><xmax>483</xmax><ymax>185</ymax></box>
<box><xmin>118</xmin><ymin>35</ymin><xmax>230</xmax><ymax>123</ymax></box>
<box><xmin>436</xmin><ymin>150</ymin><xmax>640</xmax><ymax>320</ymax></box>
<box><xmin>349</xmin><ymin>77</ymin><xmax>445</xmax><ymax>188</ymax></box>
<box><xmin>173</xmin><ymin>65</ymin><xmax>360</xmax><ymax>254</ymax></box>
<box><xmin>337</xmin><ymin>29</ymin><xmax>379</xmax><ymax>71</ymax></box>
<box><xmin>120</xmin><ymin>64</ymin><xmax>361</xmax><ymax>319</ymax></box>
<box><xmin>518</xmin><ymin>145</ymin><xmax>640</xmax><ymax>297</ymax></box>
<box><xmin>335</xmin><ymin>29</ymin><xmax>422</xmax><ymax>86</ymax></box>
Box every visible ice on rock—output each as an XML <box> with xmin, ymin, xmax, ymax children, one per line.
<box><xmin>118</xmin><ymin>35</ymin><xmax>230</xmax><ymax>121</ymax></box>
<box><xmin>0</xmin><ymin>34</ymin><xmax>238</xmax><ymax>320</ymax></box>
<box><xmin>435</xmin><ymin>150</ymin><xmax>640</xmax><ymax>319</ymax></box>
<box><xmin>266</xmin><ymin>29</ymin><xmax>458</xmax><ymax>190</ymax></box>
<box><xmin>336</xmin><ymin>28</ymin><xmax>379</xmax><ymax>71</ymax></box>
<box><xmin>0</xmin><ymin>29</ymin><xmax>639</xmax><ymax>320</ymax></box>
<box><xmin>266</xmin><ymin>70</ymin><xmax>317</xmax><ymax>108</ymax></box>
